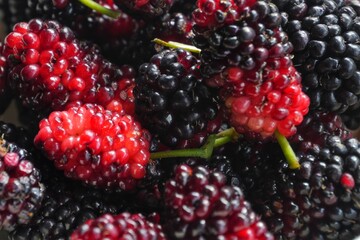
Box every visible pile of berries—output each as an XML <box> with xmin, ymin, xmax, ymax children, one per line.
<box><xmin>0</xmin><ymin>0</ymin><xmax>360</xmax><ymax>239</ymax></box>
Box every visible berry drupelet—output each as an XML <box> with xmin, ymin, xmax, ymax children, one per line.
<box><xmin>274</xmin><ymin>0</ymin><xmax>360</xmax><ymax>114</ymax></box>
<box><xmin>70</xmin><ymin>213</ymin><xmax>166</xmax><ymax>240</ymax></box>
<box><xmin>0</xmin><ymin>138</ymin><xmax>45</xmax><ymax>231</ymax></box>
<box><xmin>134</xmin><ymin>49</ymin><xmax>220</xmax><ymax>147</ymax></box>
<box><xmin>223</xmin><ymin>56</ymin><xmax>310</xmax><ymax>139</ymax></box>
<box><xmin>232</xmin><ymin>125</ymin><xmax>360</xmax><ymax>239</ymax></box>
<box><xmin>162</xmin><ymin>164</ymin><xmax>274</xmax><ymax>239</ymax></box>
<box><xmin>3</xmin><ymin>19</ymin><xmax>135</xmax><ymax>114</ymax></box>
<box><xmin>34</xmin><ymin>103</ymin><xmax>151</xmax><ymax>189</ymax></box>
<box><xmin>193</xmin><ymin>0</ymin><xmax>293</xmax><ymax>78</ymax></box>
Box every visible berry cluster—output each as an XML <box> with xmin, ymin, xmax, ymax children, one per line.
<box><xmin>0</xmin><ymin>0</ymin><xmax>359</xmax><ymax>239</ymax></box>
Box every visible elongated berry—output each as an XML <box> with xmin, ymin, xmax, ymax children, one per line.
<box><xmin>34</xmin><ymin>103</ymin><xmax>151</xmax><ymax>189</ymax></box>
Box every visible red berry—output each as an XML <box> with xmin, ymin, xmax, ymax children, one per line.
<box><xmin>340</xmin><ymin>173</ymin><xmax>355</xmax><ymax>189</ymax></box>
<box><xmin>3</xmin><ymin>19</ymin><xmax>135</xmax><ymax>114</ymax></box>
<box><xmin>163</xmin><ymin>165</ymin><xmax>274</xmax><ymax>239</ymax></box>
<box><xmin>34</xmin><ymin>103</ymin><xmax>151</xmax><ymax>189</ymax></box>
<box><xmin>224</xmin><ymin>57</ymin><xmax>310</xmax><ymax>138</ymax></box>
<box><xmin>70</xmin><ymin>213</ymin><xmax>166</xmax><ymax>240</ymax></box>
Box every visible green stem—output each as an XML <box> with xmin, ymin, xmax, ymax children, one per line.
<box><xmin>150</xmin><ymin>134</ymin><xmax>216</xmax><ymax>160</ymax></box>
<box><xmin>78</xmin><ymin>0</ymin><xmax>121</xmax><ymax>18</ymax></box>
<box><xmin>214</xmin><ymin>136</ymin><xmax>232</xmax><ymax>148</ymax></box>
<box><xmin>275</xmin><ymin>130</ymin><xmax>300</xmax><ymax>169</ymax></box>
<box><xmin>153</xmin><ymin>38</ymin><xmax>201</xmax><ymax>54</ymax></box>
<box><xmin>150</xmin><ymin>128</ymin><xmax>238</xmax><ymax>160</ymax></box>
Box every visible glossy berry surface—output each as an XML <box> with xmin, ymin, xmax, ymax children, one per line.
<box><xmin>162</xmin><ymin>164</ymin><xmax>274</xmax><ymax>239</ymax></box>
<box><xmin>134</xmin><ymin>49</ymin><xmax>220</xmax><ymax>147</ymax></box>
<box><xmin>223</xmin><ymin>57</ymin><xmax>310</xmax><ymax>138</ymax></box>
<box><xmin>193</xmin><ymin>0</ymin><xmax>292</xmax><ymax>78</ymax></box>
<box><xmin>34</xmin><ymin>103</ymin><xmax>151</xmax><ymax>189</ymax></box>
<box><xmin>0</xmin><ymin>138</ymin><xmax>45</xmax><ymax>231</ymax></box>
<box><xmin>70</xmin><ymin>212</ymin><xmax>166</xmax><ymax>240</ymax></box>
<box><xmin>275</xmin><ymin>0</ymin><xmax>360</xmax><ymax>114</ymax></box>
<box><xmin>233</xmin><ymin>133</ymin><xmax>360</xmax><ymax>239</ymax></box>
<box><xmin>3</xmin><ymin>19</ymin><xmax>135</xmax><ymax>114</ymax></box>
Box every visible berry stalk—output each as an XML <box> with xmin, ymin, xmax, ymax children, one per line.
<box><xmin>275</xmin><ymin>130</ymin><xmax>300</xmax><ymax>169</ymax></box>
<box><xmin>153</xmin><ymin>38</ymin><xmax>201</xmax><ymax>54</ymax></box>
<box><xmin>78</xmin><ymin>0</ymin><xmax>121</xmax><ymax>18</ymax></box>
<box><xmin>150</xmin><ymin>128</ymin><xmax>236</xmax><ymax>159</ymax></box>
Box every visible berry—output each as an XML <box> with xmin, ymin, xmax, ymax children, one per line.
<box><xmin>134</xmin><ymin>49</ymin><xmax>220</xmax><ymax>147</ymax></box>
<box><xmin>70</xmin><ymin>212</ymin><xmax>165</xmax><ymax>240</ymax></box>
<box><xmin>232</xmin><ymin>133</ymin><xmax>360</xmax><ymax>239</ymax></box>
<box><xmin>34</xmin><ymin>103</ymin><xmax>151</xmax><ymax>189</ymax></box>
<box><xmin>275</xmin><ymin>0</ymin><xmax>360</xmax><ymax>114</ymax></box>
<box><xmin>3</xmin><ymin>19</ymin><xmax>135</xmax><ymax>114</ymax></box>
<box><xmin>10</xmin><ymin>168</ymin><xmax>131</xmax><ymax>240</ymax></box>
<box><xmin>162</xmin><ymin>164</ymin><xmax>274</xmax><ymax>239</ymax></box>
<box><xmin>223</xmin><ymin>56</ymin><xmax>310</xmax><ymax>138</ymax></box>
<box><xmin>0</xmin><ymin>138</ymin><xmax>45</xmax><ymax>231</ymax></box>
<box><xmin>193</xmin><ymin>0</ymin><xmax>292</xmax><ymax>78</ymax></box>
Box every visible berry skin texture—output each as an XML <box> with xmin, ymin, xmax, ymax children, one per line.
<box><xmin>3</xmin><ymin>19</ymin><xmax>135</xmax><ymax>114</ymax></box>
<box><xmin>193</xmin><ymin>0</ymin><xmax>292</xmax><ymax>78</ymax></box>
<box><xmin>134</xmin><ymin>49</ymin><xmax>220</xmax><ymax>147</ymax></box>
<box><xmin>162</xmin><ymin>164</ymin><xmax>274</xmax><ymax>239</ymax></box>
<box><xmin>70</xmin><ymin>213</ymin><xmax>166</xmax><ymax>240</ymax></box>
<box><xmin>223</xmin><ymin>57</ymin><xmax>310</xmax><ymax>138</ymax></box>
<box><xmin>0</xmin><ymin>138</ymin><xmax>45</xmax><ymax>231</ymax></box>
<box><xmin>34</xmin><ymin>103</ymin><xmax>151</xmax><ymax>189</ymax></box>
<box><xmin>275</xmin><ymin>0</ymin><xmax>360</xmax><ymax>114</ymax></box>
<box><xmin>233</xmin><ymin>134</ymin><xmax>360</xmax><ymax>239</ymax></box>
